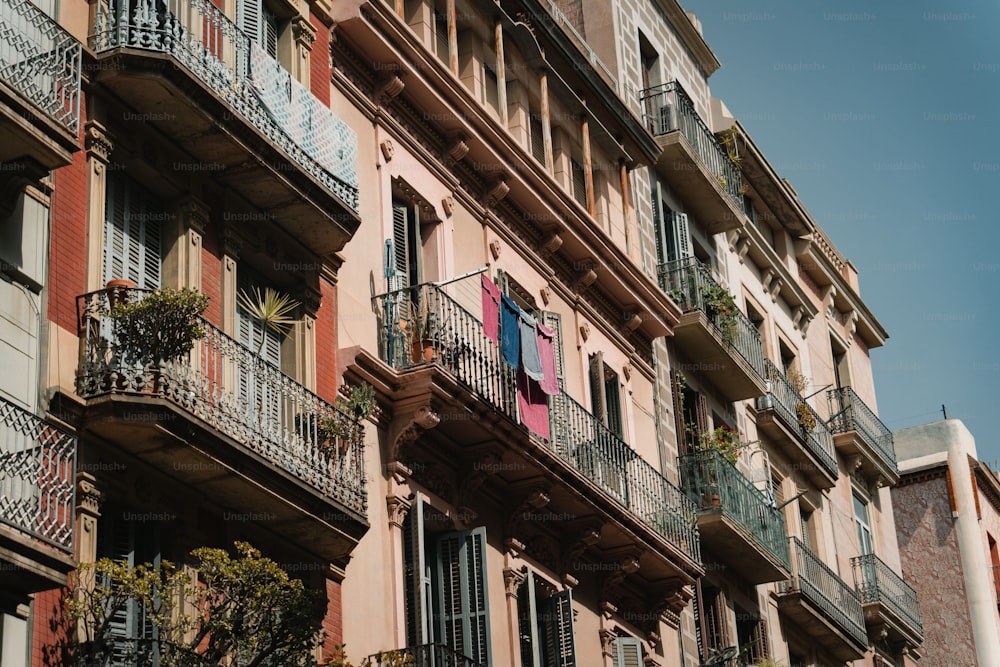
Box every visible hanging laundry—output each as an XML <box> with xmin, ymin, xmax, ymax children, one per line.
<box><xmin>500</xmin><ymin>294</ymin><xmax>520</xmax><ymax>367</ymax></box>
<box><xmin>537</xmin><ymin>323</ymin><xmax>559</xmax><ymax>396</ymax></box>
<box><xmin>520</xmin><ymin>311</ymin><xmax>543</xmax><ymax>382</ymax></box>
<box><xmin>517</xmin><ymin>370</ymin><xmax>550</xmax><ymax>440</ymax></box>
<box><xmin>481</xmin><ymin>274</ymin><xmax>501</xmax><ymax>345</ymax></box>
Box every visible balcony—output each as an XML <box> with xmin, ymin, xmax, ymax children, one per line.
<box><xmin>828</xmin><ymin>387</ymin><xmax>899</xmax><ymax>485</ymax></box>
<box><xmin>639</xmin><ymin>81</ymin><xmax>745</xmax><ymax>234</ymax></box>
<box><xmin>851</xmin><ymin>553</ymin><xmax>923</xmax><ymax>651</ymax></box>
<box><xmin>658</xmin><ymin>257</ymin><xmax>767</xmax><ymax>401</ymax></box>
<box><xmin>0</xmin><ymin>0</ymin><xmax>81</xmax><ymax>170</ymax></box>
<box><xmin>777</xmin><ymin>537</ymin><xmax>868</xmax><ymax>661</ymax></box>
<box><xmin>678</xmin><ymin>449</ymin><xmax>789</xmax><ymax>584</ymax></box>
<box><xmin>367</xmin><ymin>643</ymin><xmax>484</xmax><ymax>667</ymax></box>
<box><xmin>755</xmin><ymin>361</ymin><xmax>838</xmax><ymax>488</ymax></box>
<box><xmin>372</xmin><ymin>282</ymin><xmax>701</xmax><ymax>590</ymax></box>
<box><xmin>0</xmin><ymin>395</ymin><xmax>76</xmax><ymax>597</ymax></box>
<box><xmin>73</xmin><ymin>287</ymin><xmax>367</xmax><ymax>562</ymax></box>
<box><xmin>89</xmin><ymin>0</ymin><xmax>359</xmax><ymax>254</ymax></box>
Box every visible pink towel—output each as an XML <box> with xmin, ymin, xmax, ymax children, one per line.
<box><xmin>481</xmin><ymin>274</ymin><xmax>501</xmax><ymax>344</ymax></box>
<box><xmin>537</xmin><ymin>323</ymin><xmax>559</xmax><ymax>396</ymax></box>
<box><xmin>517</xmin><ymin>370</ymin><xmax>550</xmax><ymax>440</ymax></box>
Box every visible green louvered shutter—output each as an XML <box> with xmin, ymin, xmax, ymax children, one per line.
<box><xmin>612</xmin><ymin>637</ymin><xmax>643</xmax><ymax>667</ymax></box>
<box><xmin>403</xmin><ymin>493</ymin><xmax>431</xmax><ymax>647</ymax></box>
<box><xmin>517</xmin><ymin>571</ymin><xmax>542</xmax><ymax>667</ymax></box>
<box><xmin>541</xmin><ymin>589</ymin><xmax>575</xmax><ymax>667</ymax></box>
<box><xmin>436</xmin><ymin>527</ymin><xmax>491</xmax><ymax>665</ymax></box>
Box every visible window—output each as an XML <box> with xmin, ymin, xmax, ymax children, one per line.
<box><xmin>831</xmin><ymin>339</ymin><xmax>849</xmax><ymax>389</ymax></box>
<box><xmin>238</xmin><ymin>0</ymin><xmax>282</xmax><ymax>59</ymax></box>
<box><xmin>735</xmin><ymin>608</ymin><xmax>769</xmax><ymax>662</ymax></box>
<box><xmin>530</xmin><ymin>113</ymin><xmax>545</xmax><ymax>165</ymax></box>
<box><xmin>97</xmin><ymin>507</ymin><xmax>166</xmax><ymax>665</ymax></box>
<box><xmin>638</xmin><ymin>32</ymin><xmax>658</xmax><ymax>91</ymax></box>
<box><xmin>800</xmin><ymin>506</ymin><xmax>816</xmax><ymax>551</ymax></box>
<box><xmin>611</xmin><ymin>637</ymin><xmax>643</xmax><ymax>667</ymax></box>
<box><xmin>517</xmin><ymin>570</ymin><xmax>576</xmax><ymax>667</ymax></box>
<box><xmin>589</xmin><ymin>352</ymin><xmax>623</xmax><ymax>438</ymax></box>
<box><xmin>390</xmin><ymin>199</ymin><xmax>421</xmax><ymax>291</ymax></box>
<box><xmin>483</xmin><ymin>62</ymin><xmax>499</xmax><ymax>112</ymax></box>
<box><xmin>571</xmin><ymin>159</ymin><xmax>587</xmax><ymax>207</ymax></box>
<box><xmin>854</xmin><ymin>494</ymin><xmax>873</xmax><ymax>556</ymax></box>
<box><xmin>651</xmin><ymin>180</ymin><xmax>690</xmax><ymax>266</ymax></box>
<box><xmin>434</xmin><ymin>7</ymin><xmax>448</xmax><ymax>62</ymax></box>
<box><xmin>674</xmin><ymin>376</ymin><xmax>708</xmax><ymax>456</ymax></box>
<box><xmin>403</xmin><ymin>494</ymin><xmax>492</xmax><ymax>665</ymax></box>
<box><xmin>103</xmin><ymin>172</ymin><xmax>164</xmax><ymax>289</ymax></box>
<box><xmin>235</xmin><ymin>266</ymin><xmax>286</xmax><ymax>429</ymax></box>
<box><xmin>694</xmin><ymin>582</ymin><xmax>729</xmax><ymax>661</ymax></box>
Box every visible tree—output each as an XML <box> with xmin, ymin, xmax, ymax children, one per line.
<box><xmin>67</xmin><ymin>542</ymin><xmax>323</xmax><ymax>667</ymax></box>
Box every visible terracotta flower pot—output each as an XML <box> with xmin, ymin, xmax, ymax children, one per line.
<box><xmin>105</xmin><ymin>279</ymin><xmax>137</xmax><ymax>307</ymax></box>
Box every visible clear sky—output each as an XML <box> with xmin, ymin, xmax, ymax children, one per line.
<box><xmin>685</xmin><ymin>0</ymin><xmax>1000</xmax><ymax>463</ymax></box>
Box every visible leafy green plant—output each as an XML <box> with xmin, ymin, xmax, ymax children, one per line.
<box><xmin>317</xmin><ymin>383</ymin><xmax>376</xmax><ymax>458</ymax></box>
<box><xmin>68</xmin><ymin>542</ymin><xmax>324</xmax><ymax>667</ymax></box>
<box><xmin>110</xmin><ymin>287</ymin><xmax>209</xmax><ymax>366</ymax></box>
<box><xmin>700</xmin><ymin>283</ymin><xmax>738</xmax><ymax>345</ymax></box>
<box><xmin>237</xmin><ymin>286</ymin><xmax>299</xmax><ymax>356</ymax></box>
<box><xmin>689</xmin><ymin>423</ymin><xmax>744</xmax><ymax>465</ymax></box>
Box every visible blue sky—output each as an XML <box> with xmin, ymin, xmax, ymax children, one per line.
<box><xmin>687</xmin><ymin>0</ymin><xmax>1000</xmax><ymax>462</ymax></box>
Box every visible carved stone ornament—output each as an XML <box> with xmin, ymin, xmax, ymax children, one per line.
<box><xmin>380</xmin><ymin>140</ymin><xmax>395</xmax><ymax>162</ymax></box>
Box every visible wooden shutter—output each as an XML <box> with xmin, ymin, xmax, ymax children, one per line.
<box><xmin>403</xmin><ymin>493</ymin><xmax>430</xmax><ymax>646</ymax></box>
<box><xmin>604</xmin><ymin>371</ymin><xmax>623</xmax><ymax>439</ymax></box>
<box><xmin>262</xmin><ymin>4</ymin><xmax>279</xmax><ymax>57</ymax></box>
<box><xmin>530</xmin><ymin>115</ymin><xmax>545</xmax><ymax>164</ymax></box>
<box><xmin>612</xmin><ymin>637</ymin><xmax>642</xmax><ymax>667</ymax></box>
<box><xmin>238</xmin><ymin>0</ymin><xmax>261</xmax><ymax>47</ymax></box>
<box><xmin>436</xmin><ymin>527</ymin><xmax>491</xmax><ymax>665</ymax></box>
<box><xmin>104</xmin><ymin>173</ymin><xmax>162</xmax><ymax>288</ymax></box>
<box><xmin>652</xmin><ymin>181</ymin><xmax>668</xmax><ymax>266</ymax></box>
<box><xmin>695</xmin><ymin>393</ymin><xmax>710</xmax><ymax>437</ymax></box>
<box><xmin>541</xmin><ymin>589</ymin><xmax>575</xmax><ymax>667</ymax></box>
<box><xmin>392</xmin><ymin>201</ymin><xmax>410</xmax><ymax>290</ymax></box>
<box><xmin>670</xmin><ymin>369</ymin><xmax>689</xmax><ymax>455</ymax></box>
<box><xmin>589</xmin><ymin>353</ymin><xmax>607</xmax><ymax>426</ymax></box>
<box><xmin>541</xmin><ymin>311</ymin><xmax>565</xmax><ymax>452</ymax></box>
<box><xmin>517</xmin><ymin>571</ymin><xmax>541</xmax><ymax>667</ymax></box>
<box><xmin>670</xmin><ymin>211</ymin><xmax>692</xmax><ymax>263</ymax></box>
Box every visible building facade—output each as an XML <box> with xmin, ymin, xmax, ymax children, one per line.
<box><xmin>893</xmin><ymin>419</ymin><xmax>1000</xmax><ymax>666</ymax></box>
<box><xmin>0</xmin><ymin>0</ymin><xmax>927</xmax><ymax>665</ymax></box>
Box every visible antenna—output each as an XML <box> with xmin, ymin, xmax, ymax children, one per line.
<box><xmin>942</xmin><ymin>404</ymin><xmax>948</xmax><ymax>420</ymax></box>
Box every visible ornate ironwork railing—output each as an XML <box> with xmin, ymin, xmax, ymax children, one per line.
<box><xmin>757</xmin><ymin>360</ymin><xmax>837</xmax><ymax>478</ymax></box>
<box><xmin>0</xmin><ymin>0</ymin><xmax>81</xmax><ymax>133</ymax></box>
<box><xmin>75</xmin><ymin>287</ymin><xmax>366</xmax><ymax>515</ymax></box>
<box><xmin>783</xmin><ymin>537</ymin><xmax>867</xmax><ymax>649</ymax></box>
<box><xmin>678</xmin><ymin>448</ymin><xmax>789</xmax><ymax>569</ymax></box>
<box><xmin>0</xmin><ymin>395</ymin><xmax>76</xmax><ymax>552</ymax></box>
<box><xmin>851</xmin><ymin>553</ymin><xmax>922</xmax><ymax>634</ymax></box>
<box><xmin>373</xmin><ymin>282</ymin><xmax>700</xmax><ymax>563</ymax></box>
<box><xmin>89</xmin><ymin>0</ymin><xmax>358</xmax><ymax>211</ymax></box>
<box><xmin>828</xmin><ymin>387</ymin><xmax>897</xmax><ymax>472</ymax></box>
<box><xmin>367</xmin><ymin>643</ymin><xmax>485</xmax><ymax>667</ymax></box>
<box><xmin>657</xmin><ymin>257</ymin><xmax>767</xmax><ymax>383</ymax></box>
<box><xmin>638</xmin><ymin>80</ymin><xmax>743</xmax><ymax>206</ymax></box>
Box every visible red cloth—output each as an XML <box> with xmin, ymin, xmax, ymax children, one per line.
<box><xmin>537</xmin><ymin>323</ymin><xmax>559</xmax><ymax>396</ymax></box>
<box><xmin>517</xmin><ymin>370</ymin><xmax>550</xmax><ymax>440</ymax></box>
<box><xmin>481</xmin><ymin>274</ymin><xmax>500</xmax><ymax>344</ymax></box>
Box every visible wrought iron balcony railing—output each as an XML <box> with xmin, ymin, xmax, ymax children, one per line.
<box><xmin>638</xmin><ymin>81</ymin><xmax>743</xmax><ymax>206</ymax></box>
<box><xmin>0</xmin><ymin>395</ymin><xmax>76</xmax><ymax>552</ymax></box>
<box><xmin>678</xmin><ymin>448</ymin><xmax>789</xmax><ymax>569</ymax></box>
<box><xmin>757</xmin><ymin>360</ymin><xmax>837</xmax><ymax>478</ymax></box>
<box><xmin>782</xmin><ymin>537</ymin><xmax>868</xmax><ymax>649</ymax></box>
<box><xmin>373</xmin><ymin>283</ymin><xmax>700</xmax><ymax>563</ymax></box>
<box><xmin>0</xmin><ymin>0</ymin><xmax>81</xmax><ymax>133</ymax></box>
<box><xmin>75</xmin><ymin>287</ymin><xmax>366</xmax><ymax>515</ymax></box>
<box><xmin>827</xmin><ymin>387</ymin><xmax>897</xmax><ymax>472</ymax></box>
<box><xmin>367</xmin><ymin>643</ymin><xmax>485</xmax><ymax>667</ymax></box>
<box><xmin>90</xmin><ymin>0</ymin><xmax>358</xmax><ymax>211</ymax></box>
<box><xmin>657</xmin><ymin>257</ymin><xmax>767</xmax><ymax>382</ymax></box>
<box><xmin>851</xmin><ymin>553</ymin><xmax>922</xmax><ymax>634</ymax></box>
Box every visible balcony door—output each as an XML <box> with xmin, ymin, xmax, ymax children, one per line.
<box><xmin>235</xmin><ymin>269</ymin><xmax>285</xmax><ymax>437</ymax></box>
<box><xmin>103</xmin><ymin>172</ymin><xmax>163</xmax><ymax>289</ymax></box>
<box><xmin>652</xmin><ymin>180</ymin><xmax>690</xmax><ymax>266</ymax></box>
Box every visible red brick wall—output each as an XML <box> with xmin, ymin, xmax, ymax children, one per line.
<box><xmin>48</xmin><ymin>100</ymin><xmax>89</xmax><ymax>334</ymax></box>
<box><xmin>310</xmin><ymin>14</ymin><xmax>331</xmax><ymax>107</ymax></box>
<box><xmin>893</xmin><ymin>474</ymin><xmax>977</xmax><ymax>665</ymax></box>
<box><xmin>316</xmin><ymin>275</ymin><xmax>338</xmax><ymax>398</ymax></box>
<box><xmin>31</xmin><ymin>587</ymin><xmax>72</xmax><ymax>666</ymax></box>
<box><xmin>321</xmin><ymin>577</ymin><xmax>343</xmax><ymax>656</ymax></box>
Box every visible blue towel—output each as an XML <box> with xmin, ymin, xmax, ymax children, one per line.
<box><xmin>520</xmin><ymin>311</ymin><xmax>543</xmax><ymax>381</ymax></box>
<box><xmin>501</xmin><ymin>295</ymin><xmax>520</xmax><ymax>367</ymax></box>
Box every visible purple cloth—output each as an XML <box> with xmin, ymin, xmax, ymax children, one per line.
<box><xmin>481</xmin><ymin>274</ymin><xmax>500</xmax><ymax>344</ymax></box>
<box><xmin>500</xmin><ymin>294</ymin><xmax>520</xmax><ymax>367</ymax></box>
<box><xmin>517</xmin><ymin>370</ymin><xmax>550</xmax><ymax>440</ymax></box>
<box><xmin>537</xmin><ymin>323</ymin><xmax>559</xmax><ymax>396</ymax></box>
<box><xmin>520</xmin><ymin>311</ymin><xmax>543</xmax><ymax>382</ymax></box>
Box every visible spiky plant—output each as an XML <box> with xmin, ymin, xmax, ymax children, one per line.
<box><xmin>236</xmin><ymin>286</ymin><xmax>300</xmax><ymax>356</ymax></box>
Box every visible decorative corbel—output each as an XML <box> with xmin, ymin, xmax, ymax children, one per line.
<box><xmin>377</xmin><ymin>69</ymin><xmax>406</xmax><ymax>106</ymax></box>
<box><xmin>445</xmin><ymin>135</ymin><xmax>470</xmax><ymax>164</ymax></box>
<box><xmin>503</xmin><ymin>566</ymin><xmax>527</xmax><ymax>598</ymax></box>
<box><xmin>543</xmin><ymin>233</ymin><xmax>563</xmax><ymax>253</ymax></box>
<box><xmin>844</xmin><ymin>310</ymin><xmax>859</xmax><ymax>342</ymax></box>
<box><xmin>577</xmin><ymin>268</ymin><xmax>598</xmax><ymax>289</ymax></box>
<box><xmin>622</xmin><ymin>312</ymin><xmax>643</xmax><ymax>332</ymax></box>
<box><xmin>540</xmin><ymin>287</ymin><xmax>551</xmax><ymax>305</ymax></box>
<box><xmin>441</xmin><ymin>196</ymin><xmax>454</xmax><ymax>217</ymax></box>
<box><xmin>380</xmin><ymin>140</ymin><xmax>395</xmax><ymax>162</ymax></box>
<box><xmin>486</xmin><ymin>177</ymin><xmax>510</xmax><ymax>207</ymax></box>
<box><xmin>388</xmin><ymin>405</ymin><xmax>440</xmax><ymax>462</ymax></box>
<box><xmin>579</xmin><ymin>322</ymin><xmax>591</xmax><ymax>342</ymax></box>
<box><xmin>505</xmin><ymin>489</ymin><xmax>551</xmax><ymax>540</ymax></box>
<box><xmin>386</xmin><ymin>494</ymin><xmax>411</xmax><ymax>529</ymax></box>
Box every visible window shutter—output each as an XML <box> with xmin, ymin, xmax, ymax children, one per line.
<box><xmin>99</xmin><ymin>514</ymin><xmax>160</xmax><ymax>662</ymax></box>
<box><xmin>652</xmin><ymin>182</ymin><xmax>666</xmax><ymax>266</ymax></box>
<box><xmin>403</xmin><ymin>493</ymin><xmax>430</xmax><ymax>646</ymax></box>
<box><xmin>670</xmin><ymin>211</ymin><xmax>691</xmax><ymax>263</ymax></box>
<box><xmin>670</xmin><ymin>370</ymin><xmax>689</xmax><ymax>455</ymax></box>
<box><xmin>589</xmin><ymin>352</ymin><xmax>607</xmax><ymax>426</ymax></box>
<box><xmin>539</xmin><ymin>312</ymin><xmax>564</xmax><ymax>389</ymax></box>
<box><xmin>530</xmin><ymin>115</ymin><xmax>545</xmax><ymax>164</ymax></box>
<box><xmin>517</xmin><ymin>571</ymin><xmax>541</xmax><ymax>667</ymax></box>
<box><xmin>695</xmin><ymin>393</ymin><xmax>710</xmax><ymax>436</ymax></box>
<box><xmin>238</xmin><ymin>0</ymin><xmax>261</xmax><ymax>48</ymax></box>
<box><xmin>104</xmin><ymin>173</ymin><xmax>162</xmax><ymax>288</ymax></box>
<box><xmin>605</xmin><ymin>373</ymin><xmax>623</xmax><ymax>438</ymax></box>
<box><xmin>541</xmin><ymin>311</ymin><xmax>565</xmax><ymax>453</ymax></box>
<box><xmin>612</xmin><ymin>637</ymin><xmax>642</xmax><ymax>667</ymax></box>
<box><xmin>262</xmin><ymin>3</ymin><xmax>279</xmax><ymax>58</ymax></box>
<box><xmin>436</xmin><ymin>527</ymin><xmax>491</xmax><ymax>665</ymax></box>
<box><xmin>541</xmin><ymin>589</ymin><xmax>575</xmax><ymax>667</ymax></box>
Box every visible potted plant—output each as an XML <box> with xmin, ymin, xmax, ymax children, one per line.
<box><xmin>700</xmin><ymin>283</ymin><xmax>738</xmax><ymax>345</ymax></box>
<box><xmin>109</xmin><ymin>287</ymin><xmax>209</xmax><ymax>390</ymax></box>
<box><xmin>686</xmin><ymin>423</ymin><xmax>744</xmax><ymax>508</ymax></box>
<box><xmin>405</xmin><ymin>297</ymin><xmax>439</xmax><ymax>363</ymax></box>
<box><xmin>796</xmin><ymin>401</ymin><xmax>817</xmax><ymax>433</ymax></box>
<box><xmin>318</xmin><ymin>383</ymin><xmax>376</xmax><ymax>458</ymax></box>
